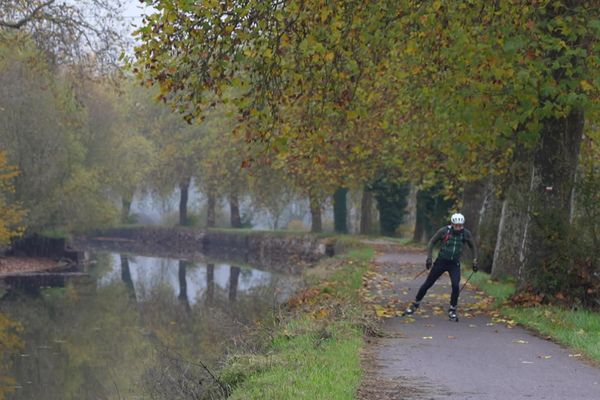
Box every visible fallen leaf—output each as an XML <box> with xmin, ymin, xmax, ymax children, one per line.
<box><xmin>521</xmin><ymin>361</ymin><xmax>534</xmax><ymax>364</ymax></box>
<box><xmin>569</xmin><ymin>353</ymin><xmax>582</xmax><ymax>358</ymax></box>
<box><xmin>538</xmin><ymin>355</ymin><xmax>552</xmax><ymax>359</ymax></box>
<box><xmin>422</xmin><ymin>336</ymin><xmax>433</xmax><ymax>340</ymax></box>
<box><xmin>513</xmin><ymin>340</ymin><xmax>528</xmax><ymax>344</ymax></box>
<box><xmin>447</xmin><ymin>336</ymin><xmax>457</xmax><ymax>340</ymax></box>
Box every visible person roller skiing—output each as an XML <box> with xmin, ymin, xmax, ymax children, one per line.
<box><xmin>404</xmin><ymin>213</ymin><xmax>478</xmax><ymax>321</ymax></box>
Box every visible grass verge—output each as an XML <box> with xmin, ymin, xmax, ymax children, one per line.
<box><xmin>469</xmin><ymin>272</ymin><xmax>600</xmax><ymax>364</ymax></box>
<box><xmin>220</xmin><ymin>247</ymin><xmax>374</xmax><ymax>399</ymax></box>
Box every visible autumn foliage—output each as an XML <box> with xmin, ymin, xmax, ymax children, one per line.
<box><xmin>0</xmin><ymin>151</ymin><xmax>25</xmax><ymax>245</ymax></box>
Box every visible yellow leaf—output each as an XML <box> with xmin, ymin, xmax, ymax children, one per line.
<box><xmin>580</xmin><ymin>80</ymin><xmax>594</xmax><ymax>92</ymax></box>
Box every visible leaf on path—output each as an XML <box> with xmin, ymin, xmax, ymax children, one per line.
<box><xmin>486</xmin><ymin>323</ymin><xmax>495</xmax><ymax>326</ymax></box>
<box><xmin>538</xmin><ymin>355</ymin><xmax>552</xmax><ymax>359</ymax></box>
<box><xmin>468</xmin><ymin>324</ymin><xmax>477</xmax><ymax>328</ymax></box>
<box><xmin>521</xmin><ymin>361</ymin><xmax>534</xmax><ymax>364</ymax></box>
<box><xmin>569</xmin><ymin>353</ymin><xmax>582</xmax><ymax>358</ymax></box>
<box><xmin>422</xmin><ymin>336</ymin><xmax>433</xmax><ymax>340</ymax></box>
<box><xmin>447</xmin><ymin>336</ymin><xmax>457</xmax><ymax>340</ymax></box>
<box><xmin>513</xmin><ymin>339</ymin><xmax>528</xmax><ymax>344</ymax></box>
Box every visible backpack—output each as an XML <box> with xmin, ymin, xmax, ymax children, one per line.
<box><xmin>441</xmin><ymin>225</ymin><xmax>465</xmax><ymax>245</ymax></box>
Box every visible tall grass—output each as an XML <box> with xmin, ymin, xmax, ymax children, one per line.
<box><xmin>221</xmin><ymin>246</ymin><xmax>372</xmax><ymax>399</ymax></box>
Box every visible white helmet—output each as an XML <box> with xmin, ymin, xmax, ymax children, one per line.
<box><xmin>451</xmin><ymin>213</ymin><xmax>465</xmax><ymax>224</ymax></box>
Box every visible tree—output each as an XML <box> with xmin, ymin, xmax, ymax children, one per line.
<box><xmin>0</xmin><ymin>152</ymin><xmax>25</xmax><ymax>245</ymax></box>
<box><xmin>134</xmin><ymin>0</ymin><xmax>600</xmax><ymax>295</ymax></box>
<box><xmin>0</xmin><ymin>312</ymin><xmax>23</xmax><ymax>400</ymax></box>
<box><xmin>248</xmin><ymin>164</ymin><xmax>297</xmax><ymax>230</ymax></box>
<box><xmin>333</xmin><ymin>187</ymin><xmax>348</xmax><ymax>233</ymax></box>
<box><xmin>0</xmin><ymin>37</ymin><xmax>119</xmax><ymax>232</ymax></box>
<box><xmin>195</xmin><ymin>98</ymin><xmax>249</xmax><ymax>228</ymax></box>
<box><xmin>134</xmin><ymin>0</ymin><xmax>399</xmax><ymax>232</ymax></box>
<box><xmin>127</xmin><ymin>83</ymin><xmax>203</xmax><ymax>227</ymax></box>
<box><xmin>0</xmin><ymin>0</ymin><xmax>126</xmax><ymax>68</ymax></box>
<box><xmin>368</xmin><ymin>173</ymin><xmax>411</xmax><ymax>237</ymax></box>
<box><xmin>387</xmin><ymin>1</ymin><xmax>599</xmax><ymax>294</ymax></box>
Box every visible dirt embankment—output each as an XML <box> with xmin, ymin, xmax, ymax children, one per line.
<box><xmin>0</xmin><ymin>256</ymin><xmax>67</xmax><ymax>276</ymax></box>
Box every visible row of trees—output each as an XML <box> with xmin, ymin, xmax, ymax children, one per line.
<box><xmin>0</xmin><ymin>1</ymin><xmax>598</xmax><ymax>303</ymax></box>
<box><xmin>0</xmin><ymin>1</ymin><xmax>437</xmax><ymax>241</ymax></box>
<box><xmin>134</xmin><ymin>0</ymin><xmax>599</xmax><ymax>303</ymax></box>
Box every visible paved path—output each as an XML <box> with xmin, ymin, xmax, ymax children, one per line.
<box><xmin>358</xmin><ymin>250</ymin><xmax>600</xmax><ymax>400</ymax></box>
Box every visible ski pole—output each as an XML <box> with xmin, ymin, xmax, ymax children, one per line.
<box><xmin>413</xmin><ymin>268</ymin><xmax>428</xmax><ymax>280</ymax></box>
<box><xmin>459</xmin><ymin>271</ymin><xmax>475</xmax><ymax>294</ymax></box>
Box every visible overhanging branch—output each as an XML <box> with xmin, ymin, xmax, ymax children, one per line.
<box><xmin>0</xmin><ymin>0</ymin><xmax>56</xmax><ymax>29</ymax></box>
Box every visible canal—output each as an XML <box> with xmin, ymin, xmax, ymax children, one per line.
<box><xmin>0</xmin><ymin>248</ymin><xmax>298</xmax><ymax>400</ymax></box>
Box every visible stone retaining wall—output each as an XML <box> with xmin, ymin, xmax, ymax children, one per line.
<box><xmin>78</xmin><ymin>227</ymin><xmax>332</xmax><ymax>274</ymax></box>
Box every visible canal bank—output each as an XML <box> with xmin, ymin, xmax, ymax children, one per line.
<box><xmin>76</xmin><ymin>228</ymin><xmax>378</xmax><ymax>399</ymax></box>
<box><xmin>219</xmin><ymin>242</ymin><xmax>376</xmax><ymax>400</ymax></box>
<box><xmin>1</xmin><ymin>229</ymin><xmax>379</xmax><ymax>400</ymax></box>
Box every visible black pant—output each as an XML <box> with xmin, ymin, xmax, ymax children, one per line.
<box><xmin>415</xmin><ymin>258</ymin><xmax>461</xmax><ymax>307</ymax></box>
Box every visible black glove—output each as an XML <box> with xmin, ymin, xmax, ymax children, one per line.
<box><xmin>426</xmin><ymin>258</ymin><xmax>432</xmax><ymax>270</ymax></box>
<box><xmin>472</xmin><ymin>260</ymin><xmax>479</xmax><ymax>272</ymax></box>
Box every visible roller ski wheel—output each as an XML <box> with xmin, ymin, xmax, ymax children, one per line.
<box><xmin>448</xmin><ymin>308</ymin><xmax>458</xmax><ymax>322</ymax></box>
<box><xmin>402</xmin><ymin>303</ymin><xmax>419</xmax><ymax>317</ymax></box>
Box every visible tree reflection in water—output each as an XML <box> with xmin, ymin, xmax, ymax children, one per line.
<box><xmin>0</xmin><ymin>251</ymin><xmax>293</xmax><ymax>400</ymax></box>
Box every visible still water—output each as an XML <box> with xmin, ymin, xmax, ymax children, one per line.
<box><xmin>0</xmin><ymin>250</ymin><xmax>296</xmax><ymax>400</ymax></box>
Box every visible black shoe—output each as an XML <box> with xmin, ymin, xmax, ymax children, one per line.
<box><xmin>448</xmin><ymin>307</ymin><xmax>458</xmax><ymax>322</ymax></box>
<box><xmin>403</xmin><ymin>302</ymin><xmax>419</xmax><ymax>316</ymax></box>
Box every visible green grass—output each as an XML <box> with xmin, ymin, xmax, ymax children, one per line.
<box><xmin>469</xmin><ymin>272</ymin><xmax>515</xmax><ymax>306</ymax></box>
<box><xmin>221</xmin><ymin>247</ymin><xmax>371</xmax><ymax>399</ymax></box>
<box><xmin>503</xmin><ymin>306</ymin><xmax>600</xmax><ymax>363</ymax></box>
<box><xmin>227</xmin><ymin>319</ymin><xmax>362</xmax><ymax>400</ymax></box>
<box><xmin>469</xmin><ymin>271</ymin><xmax>600</xmax><ymax>364</ymax></box>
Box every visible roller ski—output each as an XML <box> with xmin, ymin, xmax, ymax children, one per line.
<box><xmin>402</xmin><ymin>302</ymin><xmax>419</xmax><ymax>317</ymax></box>
<box><xmin>448</xmin><ymin>307</ymin><xmax>459</xmax><ymax>322</ymax></box>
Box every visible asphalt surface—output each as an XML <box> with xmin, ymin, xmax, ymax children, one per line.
<box><xmin>359</xmin><ymin>251</ymin><xmax>600</xmax><ymax>400</ymax></box>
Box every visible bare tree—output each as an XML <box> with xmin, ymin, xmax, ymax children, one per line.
<box><xmin>0</xmin><ymin>0</ymin><xmax>126</xmax><ymax>69</ymax></box>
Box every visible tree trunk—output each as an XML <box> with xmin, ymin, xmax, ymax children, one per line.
<box><xmin>206</xmin><ymin>263</ymin><xmax>214</xmax><ymax>305</ymax></box>
<box><xmin>333</xmin><ymin>187</ymin><xmax>348</xmax><ymax>233</ymax></box>
<box><xmin>178</xmin><ymin>260</ymin><xmax>190</xmax><ymax>312</ymax></box>
<box><xmin>461</xmin><ymin>179</ymin><xmax>487</xmax><ymax>241</ymax></box>
<box><xmin>519</xmin><ymin>110</ymin><xmax>584</xmax><ymax>290</ymax></box>
<box><xmin>413</xmin><ymin>188</ymin><xmax>452</xmax><ymax>242</ymax></box>
<box><xmin>360</xmin><ymin>188</ymin><xmax>373</xmax><ymax>235</ymax></box>
<box><xmin>491</xmin><ymin>156</ymin><xmax>536</xmax><ymax>280</ymax></box>
<box><xmin>229</xmin><ymin>266</ymin><xmax>241</xmax><ymax>302</ymax></box>
<box><xmin>413</xmin><ymin>190</ymin><xmax>426</xmax><ymax>243</ymax></box>
<box><xmin>120</xmin><ymin>255</ymin><xmax>135</xmax><ymax>299</ymax></box>
<box><xmin>206</xmin><ymin>188</ymin><xmax>216</xmax><ymax>228</ymax></box>
<box><xmin>121</xmin><ymin>197</ymin><xmax>132</xmax><ymax>224</ymax></box>
<box><xmin>405</xmin><ymin>185</ymin><xmax>418</xmax><ymax>236</ymax></box>
<box><xmin>477</xmin><ymin>178</ymin><xmax>503</xmax><ymax>273</ymax></box>
<box><xmin>309</xmin><ymin>193</ymin><xmax>322</xmax><ymax>233</ymax></box>
<box><xmin>229</xmin><ymin>191</ymin><xmax>242</xmax><ymax>228</ymax></box>
<box><xmin>179</xmin><ymin>177</ymin><xmax>190</xmax><ymax>226</ymax></box>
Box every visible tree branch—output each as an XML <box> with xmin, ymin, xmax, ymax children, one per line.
<box><xmin>0</xmin><ymin>0</ymin><xmax>56</xmax><ymax>29</ymax></box>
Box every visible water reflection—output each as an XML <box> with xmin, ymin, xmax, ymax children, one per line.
<box><xmin>0</xmin><ymin>251</ymin><xmax>295</xmax><ymax>400</ymax></box>
<box><xmin>99</xmin><ymin>254</ymin><xmax>274</xmax><ymax>306</ymax></box>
